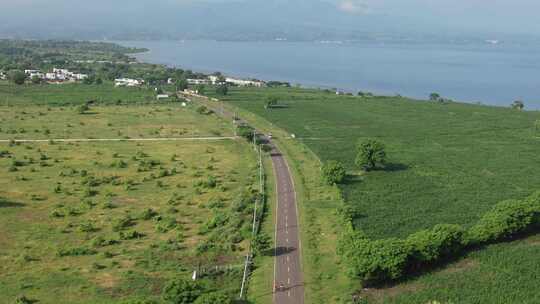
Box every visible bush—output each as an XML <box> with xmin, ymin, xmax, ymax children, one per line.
<box><xmin>193</xmin><ymin>291</ymin><xmax>232</xmax><ymax>304</ymax></box>
<box><xmin>162</xmin><ymin>278</ymin><xmax>204</xmax><ymax>304</ymax></box>
<box><xmin>14</xmin><ymin>295</ymin><xmax>33</xmax><ymax>304</ymax></box>
<box><xmin>77</xmin><ymin>104</ymin><xmax>90</xmax><ymax>114</ymax></box>
<box><xmin>338</xmin><ymin>191</ymin><xmax>540</xmax><ymax>284</ymax></box>
<box><xmin>322</xmin><ymin>160</ymin><xmax>347</xmax><ymax>185</ymax></box>
<box><xmin>406</xmin><ymin>224</ymin><xmax>465</xmax><ymax>263</ymax></box>
<box><xmin>57</xmin><ymin>247</ymin><xmax>97</xmax><ymax>257</ymax></box>
<box><xmin>112</xmin><ymin>215</ymin><xmax>135</xmax><ymax>231</ymax></box>
<box><xmin>468</xmin><ymin>195</ymin><xmax>540</xmax><ymax>244</ymax></box>
<box><xmin>349</xmin><ymin>237</ymin><xmax>410</xmax><ymax>283</ymax></box>
<box><xmin>140</xmin><ymin>208</ymin><xmax>158</xmax><ymax>220</ymax></box>
<box><xmin>119</xmin><ymin>230</ymin><xmax>145</xmax><ymax>240</ymax></box>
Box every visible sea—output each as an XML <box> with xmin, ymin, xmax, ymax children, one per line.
<box><xmin>117</xmin><ymin>40</ymin><xmax>540</xmax><ymax>110</ymax></box>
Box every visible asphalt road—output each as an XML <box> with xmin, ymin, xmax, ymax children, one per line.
<box><xmin>271</xmin><ymin>142</ymin><xmax>305</xmax><ymax>304</ymax></box>
<box><xmin>186</xmin><ymin>93</ymin><xmax>305</xmax><ymax>303</ymax></box>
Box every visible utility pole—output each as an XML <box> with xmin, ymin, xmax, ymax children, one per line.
<box><xmin>252</xmin><ymin>130</ymin><xmax>257</xmax><ymax>151</ymax></box>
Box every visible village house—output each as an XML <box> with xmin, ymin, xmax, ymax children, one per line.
<box><xmin>225</xmin><ymin>77</ymin><xmax>265</xmax><ymax>87</ymax></box>
<box><xmin>115</xmin><ymin>78</ymin><xmax>144</xmax><ymax>87</ymax></box>
<box><xmin>187</xmin><ymin>78</ymin><xmax>210</xmax><ymax>85</ymax></box>
<box><xmin>23</xmin><ymin>68</ymin><xmax>89</xmax><ymax>82</ymax></box>
<box><xmin>0</xmin><ymin>71</ymin><xmax>6</xmax><ymax>80</ymax></box>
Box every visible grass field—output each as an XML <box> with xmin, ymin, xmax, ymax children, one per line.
<box><xmin>0</xmin><ymin>87</ymin><xmax>258</xmax><ymax>303</ymax></box>
<box><xmin>0</xmin><ymin>103</ymin><xmax>233</xmax><ymax>140</ymax></box>
<box><xmin>210</xmin><ymin>86</ymin><xmax>540</xmax><ymax>303</ymax></box>
<box><xmin>0</xmin><ymin>82</ymin><xmax>160</xmax><ymax>106</ymax></box>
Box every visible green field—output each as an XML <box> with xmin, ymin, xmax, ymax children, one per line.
<box><xmin>0</xmin><ymin>90</ymin><xmax>258</xmax><ymax>303</ymax></box>
<box><xmin>0</xmin><ymin>82</ymin><xmax>157</xmax><ymax>106</ymax></box>
<box><xmin>216</xmin><ymin>87</ymin><xmax>540</xmax><ymax>238</ymax></box>
<box><xmin>212</xmin><ymin>86</ymin><xmax>540</xmax><ymax>303</ymax></box>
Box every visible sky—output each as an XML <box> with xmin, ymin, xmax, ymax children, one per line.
<box><xmin>0</xmin><ymin>0</ymin><xmax>539</xmax><ymax>40</ymax></box>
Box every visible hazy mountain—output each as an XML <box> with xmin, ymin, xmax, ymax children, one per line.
<box><xmin>0</xmin><ymin>0</ymin><xmax>537</xmax><ymax>42</ymax></box>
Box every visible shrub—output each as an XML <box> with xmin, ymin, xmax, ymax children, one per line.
<box><xmin>112</xmin><ymin>215</ymin><xmax>135</xmax><ymax>231</ymax></box>
<box><xmin>78</xmin><ymin>221</ymin><xmax>98</xmax><ymax>233</ymax></box>
<box><xmin>196</xmin><ymin>106</ymin><xmax>212</xmax><ymax>115</ymax></box>
<box><xmin>119</xmin><ymin>230</ymin><xmax>145</xmax><ymax>240</ymax></box>
<box><xmin>57</xmin><ymin>247</ymin><xmax>97</xmax><ymax>257</ymax></box>
<box><xmin>193</xmin><ymin>291</ymin><xmax>232</xmax><ymax>304</ymax></box>
<box><xmin>322</xmin><ymin>160</ymin><xmax>347</xmax><ymax>185</ymax></box>
<box><xmin>337</xmin><ymin>228</ymin><xmax>408</xmax><ymax>282</ymax></box>
<box><xmin>162</xmin><ymin>278</ymin><xmax>204</xmax><ymax>304</ymax></box>
<box><xmin>91</xmin><ymin>236</ymin><xmax>120</xmax><ymax>248</ymax></box>
<box><xmin>467</xmin><ymin>195</ymin><xmax>540</xmax><ymax>244</ymax></box>
<box><xmin>155</xmin><ymin>216</ymin><xmax>178</xmax><ymax>233</ymax></box>
<box><xmin>406</xmin><ymin>224</ymin><xmax>465</xmax><ymax>263</ymax></box>
<box><xmin>140</xmin><ymin>208</ymin><xmax>158</xmax><ymax>220</ymax></box>
<box><xmin>14</xmin><ymin>295</ymin><xmax>33</xmax><ymax>304</ymax></box>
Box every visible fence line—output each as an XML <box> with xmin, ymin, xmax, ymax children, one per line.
<box><xmin>239</xmin><ymin>143</ymin><xmax>265</xmax><ymax>299</ymax></box>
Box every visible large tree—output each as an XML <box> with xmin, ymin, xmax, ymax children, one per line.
<box><xmin>176</xmin><ymin>78</ymin><xmax>188</xmax><ymax>91</ymax></box>
<box><xmin>355</xmin><ymin>139</ymin><xmax>386</xmax><ymax>171</ymax></box>
<box><xmin>8</xmin><ymin>70</ymin><xmax>26</xmax><ymax>85</ymax></box>
<box><xmin>511</xmin><ymin>100</ymin><xmax>524</xmax><ymax>110</ymax></box>
<box><xmin>215</xmin><ymin>84</ymin><xmax>228</xmax><ymax>96</ymax></box>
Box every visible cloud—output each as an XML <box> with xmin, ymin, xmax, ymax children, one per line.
<box><xmin>337</xmin><ymin>0</ymin><xmax>370</xmax><ymax>14</ymax></box>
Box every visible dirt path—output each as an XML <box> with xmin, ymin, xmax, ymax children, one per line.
<box><xmin>0</xmin><ymin>136</ymin><xmax>236</xmax><ymax>143</ymax></box>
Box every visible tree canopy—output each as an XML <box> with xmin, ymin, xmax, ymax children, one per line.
<box><xmin>355</xmin><ymin>139</ymin><xmax>386</xmax><ymax>171</ymax></box>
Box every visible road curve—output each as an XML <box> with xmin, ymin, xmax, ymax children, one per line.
<box><xmin>270</xmin><ymin>142</ymin><xmax>304</xmax><ymax>304</ymax></box>
<box><xmin>186</xmin><ymin>93</ymin><xmax>304</xmax><ymax>303</ymax></box>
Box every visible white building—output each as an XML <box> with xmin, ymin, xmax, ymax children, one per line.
<box><xmin>187</xmin><ymin>78</ymin><xmax>210</xmax><ymax>85</ymax></box>
<box><xmin>24</xmin><ymin>69</ymin><xmax>41</xmax><ymax>75</ymax></box>
<box><xmin>29</xmin><ymin>72</ymin><xmax>44</xmax><ymax>79</ymax></box>
<box><xmin>167</xmin><ymin>78</ymin><xmax>175</xmax><ymax>85</ymax></box>
<box><xmin>53</xmin><ymin>68</ymin><xmax>70</xmax><ymax>75</ymax></box>
<box><xmin>225</xmin><ymin>77</ymin><xmax>265</xmax><ymax>87</ymax></box>
<box><xmin>115</xmin><ymin>78</ymin><xmax>144</xmax><ymax>87</ymax></box>
<box><xmin>208</xmin><ymin>75</ymin><xmax>226</xmax><ymax>85</ymax></box>
<box><xmin>156</xmin><ymin>94</ymin><xmax>170</xmax><ymax>100</ymax></box>
<box><xmin>0</xmin><ymin>71</ymin><xmax>6</xmax><ymax>80</ymax></box>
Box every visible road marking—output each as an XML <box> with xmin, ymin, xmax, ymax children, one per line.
<box><xmin>288</xmin><ymin>278</ymin><xmax>291</xmax><ymax>284</ymax></box>
<box><xmin>287</xmin><ymin>256</ymin><xmax>290</xmax><ymax>262</ymax></box>
<box><xmin>288</xmin><ymin>291</ymin><xmax>291</xmax><ymax>297</ymax></box>
<box><xmin>288</xmin><ymin>266</ymin><xmax>290</xmax><ymax>273</ymax></box>
<box><xmin>286</xmin><ymin>238</ymin><xmax>289</xmax><ymax>243</ymax></box>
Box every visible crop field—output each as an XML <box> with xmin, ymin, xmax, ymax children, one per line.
<box><xmin>214</xmin><ymin>86</ymin><xmax>540</xmax><ymax>303</ymax></box>
<box><xmin>217</xmin><ymin>87</ymin><xmax>540</xmax><ymax>238</ymax></box>
<box><xmin>0</xmin><ymin>98</ymin><xmax>257</xmax><ymax>303</ymax></box>
<box><xmin>365</xmin><ymin>233</ymin><xmax>540</xmax><ymax>303</ymax></box>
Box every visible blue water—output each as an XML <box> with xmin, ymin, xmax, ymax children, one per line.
<box><xmin>118</xmin><ymin>40</ymin><xmax>540</xmax><ymax>109</ymax></box>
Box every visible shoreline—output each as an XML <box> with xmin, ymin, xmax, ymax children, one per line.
<box><xmin>120</xmin><ymin>40</ymin><xmax>540</xmax><ymax>111</ymax></box>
